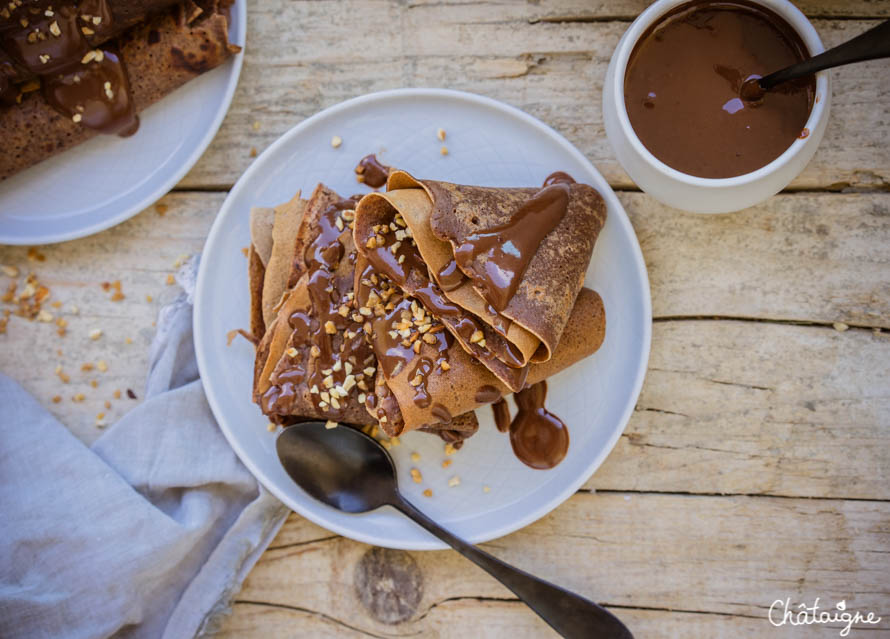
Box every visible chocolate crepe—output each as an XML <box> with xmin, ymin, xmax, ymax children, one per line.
<box><xmin>0</xmin><ymin>0</ymin><xmax>187</xmax><ymax>87</ymax></box>
<box><xmin>384</xmin><ymin>170</ymin><xmax>606</xmax><ymax>363</ymax></box>
<box><xmin>0</xmin><ymin>1</ymin><xmax>239</xmax><ymax>180</ymax></box>
<box><xmin>250</xmin><ymin>184</ymin><xmax>479</xmax><ymax>442</ymax></box>
<box><xmin>366</xmin><ymin>285</ymin><xmax>605</xmax><ymax>435</ymax></box>
<box><xmin>354</xmin><ymin>191</ymin><xmax>530</xmax><ymax>393</ymax></box>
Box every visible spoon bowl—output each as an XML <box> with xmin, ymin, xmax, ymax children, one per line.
<box><xmin>276</xmin><ymin>421</ymin><xmax>634</xmax><ymax>638</ymax></box>
<box><xmin>277</xmin><ymin>422</ymin><xmax>397</xmax><ymax>513</ymax></box>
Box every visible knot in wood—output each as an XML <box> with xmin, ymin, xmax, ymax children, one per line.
<box><xmin>354</xmin><ymin>547</ymin><xmax>423</xmax><ymax>624</ymax></box>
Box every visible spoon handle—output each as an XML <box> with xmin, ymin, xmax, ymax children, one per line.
<box><xmin>760</xmin><ymin>19</ymin><xmax>890</xmax><ymax>89</ymax></box>
<box><xmin>391</xmin><ymin>495</ymin><xmax>633</xmax><ymax>639</ymax></box>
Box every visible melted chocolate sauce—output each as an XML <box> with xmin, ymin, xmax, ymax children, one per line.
<box><xmin>42</xmin><ymin>46</ymin><xmax>137</xmax><ymax>135</ymax></box>
<box><xmin>624</xmin><ymin>0</ymin><xmax>814</xmax><ymax>178</ymax></box>
<box><xmin>453</xmin><ymin>182</ymin><xmax>570</xmax><ymax>312</ymax></box>
<box><xmin>361</xmin><ymin>204</ymin><xmax>529</xmax><ymax>386</ymax></box>
<box><xmin>474</xmin><ymin>384</ymin><xmax>501</xmax><ymax>404</ymax></box>
<box><xmin>431</xmin><ymin>402</ymin><xmax>452</xmax><ymax>424</ymax></box>
<box><xmin>435</xmin><ymin>259</ymin><xmax>467</xmax><ymax>292</ymax></box>
<box><xmin>1</xmin><ymin>0</ymin><xmax>140</xmax><ymax>136</ymax></box>
<box><xmin>508</xmin><ymin>381</ymin><xmax>569</xmax><ymax>470</ymax></box>
<box><xmin>355</xmin><ymin>154</ymin><xmax>391</xmax><ymax>188</ymax></box>
<box><xmin>491</xmin><ymin>397</ymin><xmax>510</xmax><ymax>433</ymax></box>
<box><xmin>542</xmin><ymin>171</ymin><xmax>576</xmax><ymax>187</ymax></box>
<box><xmin>262</xmin><ymin>197</ymin><xmax>374</xmax><ymax>418</ymax></box>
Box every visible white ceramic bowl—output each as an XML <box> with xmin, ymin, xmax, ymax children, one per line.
<box><xmin>603</xmin><ymin>0</ymin><xmax>831</xmax><ymax>214</ymax></box>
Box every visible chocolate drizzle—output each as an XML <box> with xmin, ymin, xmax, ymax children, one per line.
<box><xmin>474</xmin><ymin>384</ymin><xmax>501</xmax><ymax>404</ymax></box>
<box><xmin>435</xmin><ymin>259</ymin><xmax>466</xmax><ymax>292</ymax></box>
<box><xmin>491</xmin><ymin>397</ymin><xmax>510</xmax><ymax>433</ymax></box>
<box><xmin>453</xmin><ymin>182</ymin><xmax>571</xmax><ymax>312</ymax></box>
<box><xmin>261</xmin><ymin>197</ymin><xmax>375</xmax><ymax>420</ymax></box>
<box><xmin>431</xmin><ymin>402</ymin><xmax>452</xmax><ymax>424</ymax></box>
<box><xmin>0</xmin><ymin>0</ymin><xmax>140</xmax><ymax>136</ymax></box>
<box><xmin>508</xmin><ymin>381</ymin><xmax>569</xmax><ymax>470</ymax></box>
<box><xmin>42</xmin><ymin>46</ymin><xmax>137</xmax><ymax>135</ymax></box>
<box><xmin>355</xmin><ymin>154</ymin><xmax>391</xmax><ymax>188</ymax></box>
<box><xmin>542</xmin><ymin>171</ymin><xmax>576</xmax><ymax>187</ymax></box>
<box><xmin>359</xmin><ymin>202</ymin><xmax>529</xmax><ymax>387</ymax></box>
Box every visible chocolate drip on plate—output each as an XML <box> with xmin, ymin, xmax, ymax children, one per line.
<box><xmin>355</xmin><ymin>153</ymin><xmax>391</xmax><ymax>188</ymax></box>
<box><xmin>542</xmin><ymin>171</ymin><xmax>575</xmax><ymax>186</ymax></box>
<box><xmin>491</xmin><ymin>397</ymin><xmax>510</xmax><ymax>433</ymax></box>
<box><xmin>509</xmin><ymin>381</ymin><xmax>568</xmax><ymax>469</ymax></box>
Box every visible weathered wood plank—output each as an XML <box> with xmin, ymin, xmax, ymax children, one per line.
<box><xmin>181</xmin><ymin>5</ymin><xmax>890</xmax><ymax>191</ymax></box>
<box><xmin>214</xmin><ymin>600</ymin><xmax>859</xmax><ymax>639</ymax></box>
<box><xmin>622</xmin><ymin>192</ymin><xmax>890</xmax><ymax>328</ymax></box>
<box><xmin>210</xmin><ymin>494</ymin><xmax>890</xmax><ymax>637</ymax></box>
<box><xmin>591</xmin><ymin>320</ymin><xmax>890</xmax><ymax>500</ymax></box>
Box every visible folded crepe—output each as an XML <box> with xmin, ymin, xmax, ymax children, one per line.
<box><xmin>357</xmin><ymin>246</ymin><xmax>606</xmax><ymax>436</ymax></box>
<box><xmin>365</xmin><ymin>170</ymin><xmax>606</xmax><ymax>374</ymax></box>
<box><xmin>0</xmin><ymin>0</ymin><xmax>187</xmax><ymax>87</ymax></box>
<box><xmin>0</xmin><ymin>0</ymin><xmax>240</xmax><ymax>180</ymax></box>
<box><xmin>353</xmin><ymin>170</ymin><xmax>605</xmax><ymax>389</ymax></box>
<box><xmin>250</xmin><ymin>184</ymin><xmax>479</xmax><ymax>443</ymax></box>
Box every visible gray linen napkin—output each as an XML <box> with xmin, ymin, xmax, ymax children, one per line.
<box><xmin>0</xmin><ymin>259</ymin><xmax>289</xmax><ymax>639</ymax></box>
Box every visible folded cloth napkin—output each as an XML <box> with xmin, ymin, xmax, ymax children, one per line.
<box><xmin>0</xmin><ymin>259</ymin><xmax>289</xmax><ymax>639</ymax></box>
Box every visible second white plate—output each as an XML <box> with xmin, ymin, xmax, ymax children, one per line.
<box><xmin>0</xmin><ymin>1</ymin><xmax>246</xmax><ymax>245</ymax></box>
<box><xmin>195</xmin><ymin>88</ymin><xmax>652</xmax><ymax>550</ymax></box>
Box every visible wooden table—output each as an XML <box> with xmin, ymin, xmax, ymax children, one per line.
<box><xmin>2</xmin><ymin>1</ymin><xmax>889</xmax><ymax>637</ymax></box>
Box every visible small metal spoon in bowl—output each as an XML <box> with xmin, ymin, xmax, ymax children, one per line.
<box><xmin>741</xmin><ymin>18</ymin><xmax>890</xmax><ymax>102</ymax></box>
<box><xmin>276</xmin><ymin>422</ymin><xmax>633</xmax><ymax>639</ymax></box>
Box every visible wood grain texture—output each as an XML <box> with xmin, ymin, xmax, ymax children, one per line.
<box><xmin>179</xmin><ymin>2</ymin><xmax>890</xmax><ymax>191</ymax></box>
<box><xmin>209</xmin><ymin>493</ymin><xmax>890</xmax><ymax>638</ymax></box>
<box><xmin>0</xmin><ymin>193</ymin><xmax>223</xmax><ymax>444</ymax></box>
<box><xmin>1</xmin><ymin>3</ymin><xmax>889</xmax><ymax>636</ymax></box>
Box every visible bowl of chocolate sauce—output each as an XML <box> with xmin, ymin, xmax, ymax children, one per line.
<box><xmin>603</xmin><ymin>0</ymin><xmax>831</xmax><ymax>213</ymax></box>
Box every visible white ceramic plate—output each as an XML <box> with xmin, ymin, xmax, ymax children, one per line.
<box><xmin>195</xmin><ymin>89</ymin><xmax>651</xmax><ymax>550</ymax></box>
<box><xmin>0</xmin><ymin>1</ymin><xmax>246</xmax><ymax>245</ymax></box>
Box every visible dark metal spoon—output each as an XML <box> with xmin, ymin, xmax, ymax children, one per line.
<box><xmin>276</xmin><ymin>422</ymin><xmax>633</xmax><ymax>639</ymax></box>
<box><xmin>741</xmin><ymin>19</ymin><xmax>890</xmax><ymax>101</ymax></box>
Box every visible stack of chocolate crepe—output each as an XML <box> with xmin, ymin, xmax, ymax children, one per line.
<box><xmin>249</xmin><ymin>168</ymin><xmax>608</xmax><ymax>450</ymax></box>
<box><xmin>0</xmin><ymin>0</ymin><xmax>240</xmax><ymax>180</ymax></box>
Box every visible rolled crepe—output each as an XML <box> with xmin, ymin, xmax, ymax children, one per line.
<box><xmin>251</xmin><ymin>183</ymin><xmax>480</xmax><ymax>441</ymax></box>
<box><xmin>0</xmin><ymin>0</ymin><xmax>187</xmax><ymax>86</ymax></box>
<box><xmin>385</xmin><ymin>170</ymin><xmax>606</xmax><ymax>363</ymax></box>
<box><xmin>0</xmin><ymin>2</ymin><xmax>240</xmax><ymax>180</ymax></box>
<box><xmin>360</xmin><ymin>185</ymin><xmax>541</xmax><ymax>370</ymax></box>
<box><xmin>370</xmin><ymin>286</ymin><xmax>605</xmax><ymax>435</ymax></box>
<box><xmin>354</xmin><ymin>191</ymin><xmax>529</xmax><ymax>393</ymax></box>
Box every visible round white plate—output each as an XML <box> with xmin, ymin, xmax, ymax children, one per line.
<box><xmin>195</xmin><ymin>89</ymin><xmax>651</xmax><ymax>550</ymax></box>
<box><xmin>0</xmin><ymin>1</ymin><xmax>246</xmax><ymax>246</ymax></box>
